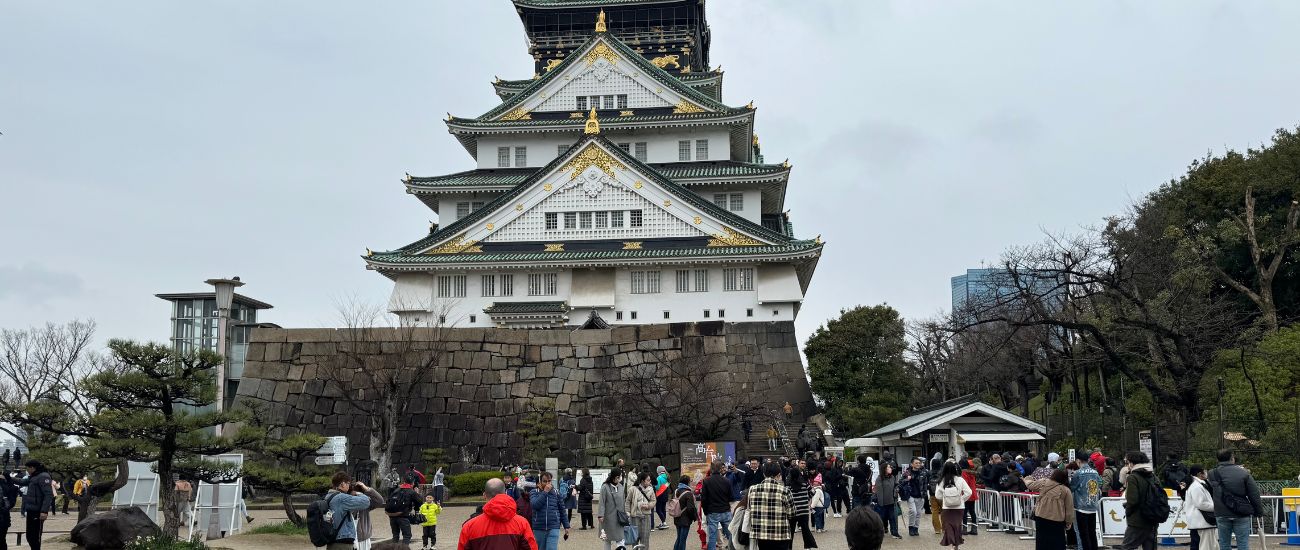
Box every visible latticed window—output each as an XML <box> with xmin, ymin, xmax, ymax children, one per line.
<box><xmin>579</xmin><ymin>211</ymin><xmax>593</xmax><ymax>229</ymax></box>
<box><xmin>724</xmin><ymin>268</ymin><xmax>755</xmax><ymax>291</ymax></box>
<box><xmin>577</xmin><ymin>96</ymin><xmax>588</xmax><ymax>110</ymax></box>
<box><xmin>678</xmin><ymin>140</ymin><xmax>691</xmax><ymax>161</ymax></box>
<box><xmin>437</xmin><ymin>275</ymin><xmax>466</xmax><ymax>298</ymax></box>
<box><xmin>675</xmin><ymin>270</ymin><xmax>690</xmax><ymax>293</ymax></box>
<box><xmin>630</xmin><ymin>209</ymin><xmax>643</xmax><ymax>227</ymax></box>
<box><xmin>611</xmin><ymin>210</ymin><xmax>624</xmax><ymax>228</ymax></box>
<box><xmin>595</xmin><ymin>211</ymin><xmax>608</xmax><ymax>228</ymax></box>
<box><xmin>713</xmin><ymin>194</ymin><xmax>728</xmax><ymax>208</ymax></box>
<box><xmin>545</xmin><ymin>212</ymin><xmax>558</xmax><ymax>230</ymax></box>
<box><xmin>617</xmin><ymin>94</ymin><xmax>628</xmax><ymax>109</ymax></box>
<box><xmin>634</xmin><ymin>142</ymin><xmax>647</xmax><ymax>162</ymax></box>
<box><xmin>696</xmin><ymin>139</ymin><xmax>708</xmax><ymax>160</ymax></box>
<box><xmin>729</xmin><ymin>193</ymin><xmax>743</xmax><ymax>211</ymax></box>
<box><xmin>695</xmin><ymin>269</ymin><xmax>709</xmax><ymax>292</ymax></box>
<box><xmin>603</xmin><ymin>95</ymin><xmax>614</xmax><ymax>109</ymax></box>
<box><xmin>515</xmin><ymin>146</ymin><xmax>527</xmax><ymax>167</ymax></box>
<box><xmin>631</xmin><ymin>271</ymin><xmax>660</xmax><ymax>294</ymax></box>
<box><xmin>501</xmin><ymin>274</ymin><xmax>514</xmax><ymax>296</ymax></box>
<box><xmin>481</xmin><ymin>274</ymin><xmax>496</xmax><ymax>297</ymax></box>
<box><xmin>564</xmin><ymin>212</ymin><xmax>577</xmax><ymax>229</ymax></box>
<box><xmin>528</xmin><ymin>273</ymin><xmax>557</xmax><ymax>296</ymax></box>
<box><xmin>498</xmin><ymin>147</ymin><xmax>510</xmax><ymax>168</ymax></box>
<box><xmin>617</xmin><ymin>142</ymin><xmax>630</xmax><ymax>153</ymax></box>
<box><xmin>557</xmin><ymin>144</ymin><xmax>568</xmax><ymax>157</ymax></box>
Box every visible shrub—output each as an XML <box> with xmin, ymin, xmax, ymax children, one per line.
<box><xmin>247</xmin><ymin>520</ymin><xmax>309</xmax><ymax>536</ymax></box>
<box><xmin>125</xmin><ymin>535</ymin><xmax>209</xmax><ymax>550</ymax></box>
<box><xmin>447</xmin><ymin>470</ymin><xmax>509</xmax><ymax>497</ymax></box>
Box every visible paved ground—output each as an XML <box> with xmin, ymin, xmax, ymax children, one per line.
<box><xmin>29</xmin><ymin>504</ymin><xmax>1040</xmax><ymax>550</ymax></box>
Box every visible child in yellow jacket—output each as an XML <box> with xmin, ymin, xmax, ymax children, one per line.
<box><xmin>418</xmin><ymin>494</ymin><xmax>442</xmax><ymax>550</ymax></box>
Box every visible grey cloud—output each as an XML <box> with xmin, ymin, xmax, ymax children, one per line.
<box><xmin>0</xmin><ymin>264</ymin><xmax>84</xmax><ymax>305</ymax></box>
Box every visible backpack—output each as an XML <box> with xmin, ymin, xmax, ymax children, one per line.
<box><xmin>940</xmin><ymin>483</ymin><xmax>963</xmax><ymax>509</ymax></box>
<box><xmin>1109</xmin><ymin>469</ymin><xmax>1123</xmax><ymax>492</ymax></box>
<box><xmin>307</xmin><ymin>493</ymin><xmax>342</xmax><ymax>547</ymax></box>
<box><xmin>667</xmin><ymin>489</ymin><xmax>691</xmax><ymax>518</ymax></box>
<box><xmin>385</xmin><ymin>489</ymin><xmax>411</xmax><ymax>514</ymax></box>
<box><xmin>1138</xmin><ymin>477</ymin><xmax>1171</xmax><ymax>524</ymax></box>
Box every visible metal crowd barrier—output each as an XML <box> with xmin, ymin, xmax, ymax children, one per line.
<box><xmin>974</xmin><ymin>490</ymin><xmax>1037</xmax><ymax>539</ymax></box>
<box><xmin>975</xmin><ymin>490</ymin><xmax>1300</xmax><ymax>544</ymax></box>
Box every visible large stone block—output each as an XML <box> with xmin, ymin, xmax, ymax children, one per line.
<box><xmin>528</xmin><ymin>330</ymin><xmax>570</xmax><ymax>346</ymax></box>
<box><xmin>571</xmin><ymin>329</ymin><xmax>612</xmax><ymax>345</ymax></box>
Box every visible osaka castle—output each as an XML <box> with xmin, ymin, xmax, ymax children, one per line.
<box><xmin>364</xmin><ymin>0</ymin><xmax>824</xmax><ymax>328</ymax></box>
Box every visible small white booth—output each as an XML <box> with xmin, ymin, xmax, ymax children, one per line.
<box><xmin>861</xmin><ymin>395</ymin><xmax>1047</xmax><ymax>463</ymax></box>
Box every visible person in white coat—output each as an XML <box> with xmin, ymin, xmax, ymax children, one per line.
<box><xmin>1183</xmin><ymin>466</ymin><xmax>1218</xmax><ymax>550</ymax></box>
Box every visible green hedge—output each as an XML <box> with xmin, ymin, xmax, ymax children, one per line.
<box><xmin>447</xmin><ymin>471</ymin><xmax>509</xmax><ymax>497</ymax></box>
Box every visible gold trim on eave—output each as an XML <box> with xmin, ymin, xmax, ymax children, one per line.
<box><xmin>544</xmin><ymin>243</ymin><xmax>565</xmax><ymax>252</ymax></box>
<box><xmin>583</xmin><ymin>42</ymin><xmax>619</xmax><ymax>66</ymax></box>
<box><xmin>562</xmin><ymin>143</ymin><xmax>626</xmax><ymax>180</ymax></box>
<box><xmin>584</xmin><ymin>108</ymin><xmax>600</xmax><ymax>134</ymax></box>
<box><xmin>672</xmin><ymin>101</ymin><xmax>706</xmax><ymax>114</ymax></box>
<box><xmin>707</xmin><ymin>227</ymin><xmax>764</xmax><ymax>247</ymax></box>
<box><xmin>622</xmin><ymin>242</ymin><xmax>643</xmax><ymax>250</ymax></box>
<box><xmin>424</xmin><ymin>234</ymin><xmax>482</xmax><ymax>255</ymax></box>
<box><xmin>500</xmin><ymin>107</ymin><xmax>531</xmax><ymax>121</ymax></box>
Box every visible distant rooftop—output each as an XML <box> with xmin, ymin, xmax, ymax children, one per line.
<box><xmin>155</xmin><ymin>292</ymin><xmax>274</xmax><ymax>310</ymax></box>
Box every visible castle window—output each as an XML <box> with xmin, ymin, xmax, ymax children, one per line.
<box><xmin>631</xmin><ymin>270</ymin><xmax>661</xmax><ymax>294</ymax></box>
<box><xmin>545</xmin><ymin>212</ymin><xmax>558</xmax><ymax>230</ymax></box>
<box><xmin>579</xmin><ymin>211</ymin><xmax>593</xmax><ymax>229</ymax></box>
<box><xmin>577</xmin><ymin>96</ymin><xmax>588</xmax><ymax>111</ymax></box>
<box><xmin>617</xmin><ymin>94</ymin><xmax>628</xmax><ymax>109</ymax></box>
<box><xmin>696</xmin><ymin>139</ymin><xmax>708</xmax><ymax>160</ymax></box>
<box><xmin>437</xmin><ymin>275</ymin><xmax>466</xmax><ymax>298</ymax></box>
<box><xmin>498</xmin><ymin>146</ymin><xmax>510</xmax><ymax>168</ymax></box>
<box><xmin>629</xmin><ymin>210</ymin><xmax>643</xmax><ymax>228</ymax></box>
<box><xmin>528</xmin><ymin>273</ymin><xmax>557</xmax><ymax>296</ymax></box>
<box><xmin>729</xmin><ymin>193</ymin><xmax>743</xmax><ymax>211</ymax></box>
<box><xmin>611</xmin><ymin>210</ymin><xmax>625</xmax><ymax>228</ymax></box>
<box><xmin>595</xmin><ymin>211</ymin><xmax>609</xmax><ymax>228</ymax></box>
<box><xmin>564</xmin><ymin>212</ymin><xmax>577</xmax><ymax>229</ymax></box>
<box><xmin>678</xmin><ymin>140</ymin><xmax>691</xmax><ymax>161</ymax></box>
<box><xmin>514</xmin><ymin>146</ymin><xmax>527</xmax><ymax>167</ymax></box>
<box><xmin>634</xmin><ymin>142</ymin><xmax>647</xmax><ymax>162</ymax></box>
<box><xmin>724</xmin><ymin>268</ymin><xmax>754</xmax><ymax>291</ymax></box>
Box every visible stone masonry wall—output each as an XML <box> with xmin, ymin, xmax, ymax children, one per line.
<box><xmin>234</xmin><ymin>321</ymin><xmax>814</xmax><ymax>469</ymax></box>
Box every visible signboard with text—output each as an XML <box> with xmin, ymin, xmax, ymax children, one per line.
<box><xmin>679</xmin><ymin>441</ymin><xmax>736</xmax><ymax>482</ymax></box>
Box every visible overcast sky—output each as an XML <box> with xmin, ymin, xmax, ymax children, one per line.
<box><xmin>3</xmin><ymin>1</ymin><xmax>1299</xmax><ymax>349</ymax></box>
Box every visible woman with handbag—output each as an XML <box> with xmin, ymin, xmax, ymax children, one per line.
<box><xmin>1184</xmin><ymin>466</ymin><xmax>1218</xmax><ymax>550</ymax></box>
<box><xmin>626</xmin><ymin>472</ymin><xmax>656</xmax><ymax>550</ymax></box>
<box><xmin>600</xmin><ymin>470</ymin><xmax>630</xmax><ymax>550</ymax></box>
<box><xmin>1027</xmin><ymin>469</ymin><xmax>1074</xmax><ymax>550</ymax></box>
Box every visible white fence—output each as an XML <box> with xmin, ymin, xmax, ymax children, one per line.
<box><xmin>974</xmin><ymin>490</ymin><xmax>1300</xmax><ymax>544</ymax></box>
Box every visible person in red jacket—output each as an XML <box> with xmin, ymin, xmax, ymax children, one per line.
<box><xmin>459</xmin><ymin>478</ymin><xmax>539</xmax><ymax>550</ymax></box>
<box><xmin>960</xmin><ymin>459</ymin><xmax>980</xmax><ymax>536</ymax></box>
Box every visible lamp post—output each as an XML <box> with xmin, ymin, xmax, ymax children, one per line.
<box><xmin>205</xmin><ymin>277</ymin><xmax>242</xmax><ymax>436</ymax></box>
<box><xmin>204</xmin><ymin>277</ymin><xmax>240</xmax><ymax>540</ymax></box>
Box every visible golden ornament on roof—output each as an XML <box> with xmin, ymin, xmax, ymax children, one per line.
<box><xmin>500</xmin><ymin>107</ymin><xmax>532</xmax><ymax>121</ymax></box>
<box><xmin>544</xmin><ymin>243</ymin><xmax>565</xmax><ymax>252</ymax></box>
<box><xmin>782</xmin><ymin>158</ymin><xmax>791</xmax><ymax>168</ymax></box>
<box><xmin>365</xmin><ymin>248</ymin><xmax>373</xmax><ymax>257</ymax></box>
<box><xmin>424</xmin><ymin>234</ymin><xmax>480</xmax><ymax>255</ymax></box>
<box><xmin>651</xmin><ymin>55</ymin><xmax>681</xmax><ymax>69</ymax></box>
<box><xmin>584</xmin><ymin>108</ymin><xmax>600</xmax><ymax>134</ymax></box>
<box><xmin>562</xmin><ymin>143</ymin><xmax>627</xmax><ymax>180</ymax></box>
<box><xmin>707</xmin><ymin>227</ymin><xmax>764</xmax><ymax>248</ymax></box>
<box><xmin>595</xmin><ymin>9</ymin><xmax>607</xmax><ymax>33</ymax></box>
<box><xmin>544</xmin><ymin>59</ymin><xmax>563</xmax><ymax>72</ymax></box>
<box><xmin>403</xmin><ymin>172</ymin><xmax>412</xmax><ymax>183</ymax></box>
<box><xmin>672</xmin><ymin>101</ymin><xmax>706</xmax><ymax>114</ymax></box>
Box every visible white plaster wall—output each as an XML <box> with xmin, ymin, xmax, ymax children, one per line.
<box><xmin>389</xmin><ymin>263</ymin><xmax>803</xmax><ymax>327</ymax></box>
<box><xmin>476</xmin><ymin>127</ymin><xmax>733</xmax><ymax>168</ymax></box>
<box><xmin>685</xmin><ymin>187</ymin><xmax>763</xmax><ymax>225</ymax></box>
<box><xmin>484</xmin><ymin>176</ymin><xmax>705</xmax><ymax>242</ymax></box>
<box><xmin>437</xmin><ymin>192</ymin><xmax>507</xmax><ymax>224</ymax></box>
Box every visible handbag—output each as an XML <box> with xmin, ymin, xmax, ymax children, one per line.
<box><xmin>410</xmin><ymin>513</ymin><xmax>427</xmax><ymax>524</ymax></box>
<box><xmin>617</xmin><ymin>510</ymin><xmax>631</xmax><ymax>526</ymax></box>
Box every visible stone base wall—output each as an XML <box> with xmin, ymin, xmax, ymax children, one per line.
<box><xmin>235</xmin><ymin>321</ymin><xmax>814</xmax><ymax>469</ymax></box>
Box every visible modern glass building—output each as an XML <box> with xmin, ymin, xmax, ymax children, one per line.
<box><xmin>951</xmin><ymin>267</ymin><xmax>1064</xmax><ymax>319</ymax></box>
<box><xmin>156</xmin><ymin>291</ymin><xmax>275</xmax><ymax>411</ymax></box>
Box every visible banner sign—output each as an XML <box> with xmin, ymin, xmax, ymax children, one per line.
<box><xmin>1100</xmin><ymin>496</ymin><xmax>1188</xmax><ymax>536</ymax></box>
<box><xmin>679</xmin><ymin>441</ymin><xmax>736</xmax><ymax>483</ymax></box>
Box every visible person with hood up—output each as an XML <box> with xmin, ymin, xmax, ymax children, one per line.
<box><xmin>459</xmin><ymin>477</ymin><xmax>539</xmax><ymax>550</ymax></box>
<box><xmin>1161</xmin><ymin>454</ymin><xmax>1189</xmax><ymax>497</ymax></box>
<box><xmin>1119</xmin><ymin>452</ymin><xmax>1159</xmax><ymax>550</ymax></box>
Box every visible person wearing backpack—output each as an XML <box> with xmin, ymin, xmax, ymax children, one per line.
<box><xmin>313</xmin><ymin>473</ymin><xmax>383</xmax><ymax>550</ymax></box>
<box><xmin>1210</xmin><ymin>449</ymin><xmax>1262</xmax><ymax>550</ymax></box>
<box><xmin>1119</xmin><ymin>452</ymin><xmax>1166</xmax><ymax>550</ymax></box>
<box><xmin>672</xmin><ymin>475</ymin><xmax>699</xmax><ymax>550</ymax></box>
<box><xmin>935</xmin><ymin>462</ymin><xmax>973</xmax><ymax>550</ymax></box>
<box><xmin>1069</xmin><ymin>453</ymin><xmax>1103</xmax><ymax>550</ymax></box>
<box><xmin>1161</xmin><ymin>454</ymin><xmax>1190</xmax><ymax>497</ymax></box>
<box><xmin>388</xmin><ymin>482</ymin><xmax>421</xmax><ymax>545</ymax></box>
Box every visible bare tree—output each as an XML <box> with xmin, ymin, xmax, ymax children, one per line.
<box><xmin>0</xmin><ymin>320</ymin><xmax>98</xmax><ymax>442</ymax></box>
<box><xmin>1185</xmin><ymin>189</ymin><xmax>1299</xmax><ymax>333</ymax></box>
<box><xmin>605</xmin><ymin>347</ymin><xmax>768</xmax><ymax>443</ymax></box>
<box><xmin>320</xmin><ymin>299</ymin><xmax>454</xmax><ymax>487</ymax></box>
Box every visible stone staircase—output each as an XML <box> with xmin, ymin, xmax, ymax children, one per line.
<box><xmin>734</xmin><ymin>414</ymin><xmax>827</xmax><ymax>462</ymax></box>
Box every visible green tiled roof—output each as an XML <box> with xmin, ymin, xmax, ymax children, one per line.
<box><xmin>371</xmin><ymin>134</ymin><xmax>799</xmax><ymax>261</ymax></box>
<box><xmin>450</xmin><ymin>107</ymin><xmax>750</xmax><ymax>130</ymax></box>
<box><xmin>470</xmin><ymin>32</ymin><xmax>734</xmax><ymax>122</ymax></box>
<box><xmin>407</xmin><ymin>162</ymin><xmax>787</xmax><ymax>191</ymax></box>
<box><xmin>483</xmin><ymin>301</ymin><xmax>568</xmax><ymax>314</ymax></box>
<box><xmin>369</xmin><ymin>241</ymin><xmax>821</xmax><ymax>265</ymax></box>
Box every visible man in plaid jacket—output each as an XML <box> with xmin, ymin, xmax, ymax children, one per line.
<box><xmin>748</xmin><ymin>462</ymin><xmax>794</xmax><ymax>550</ymax></box>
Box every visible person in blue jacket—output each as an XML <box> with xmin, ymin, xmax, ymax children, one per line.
<box><xmin>530</xmin><ymin>471</ymin><xmax>571</xmax><ymax>550</ymax></box>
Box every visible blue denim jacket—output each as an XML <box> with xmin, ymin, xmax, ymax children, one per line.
<box><xmin>327</xmin><ymin>490</ymin><xmax>377</xmax><ymax>541</ymax></box>
<box><xmin>1070</xmin><ymin>467</ymin><xmax>1104</xmax><ymax>513</ymax></box>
